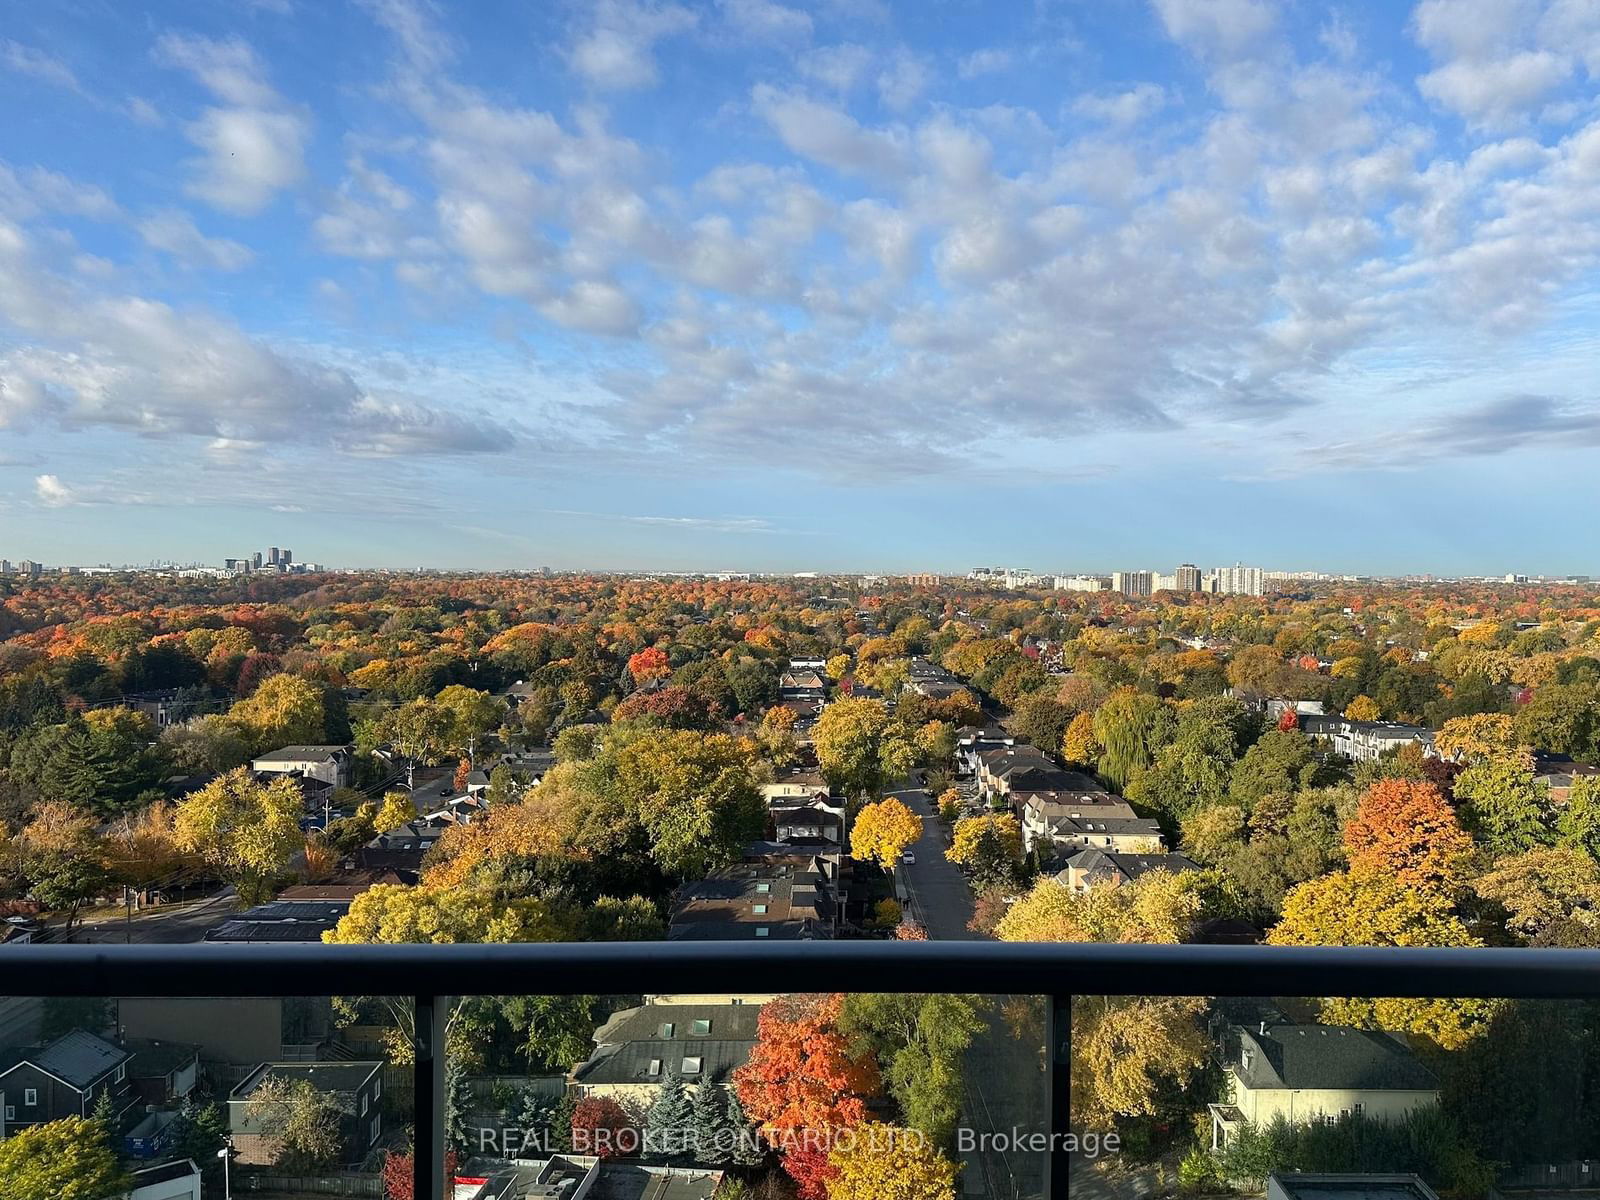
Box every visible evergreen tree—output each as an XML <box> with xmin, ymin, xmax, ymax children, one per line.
<box><xmin>548</xmin><ymin>1091</ymin><xmax>577</xmax><ymax>1154</ymax></box>
<box><xmin>513</xmin><ymin>1088</ymin><xmax>555</xmax><ymax>1155</ymax></box>
<box><xmin>445</xmin><ymin>1063</ymin><xmax>472</xmax><ymax>1154</ymax></box>
<box><xmin>644</xmin><ymin>1064</ymin><xmax>694</xmax><ymax>1160</ymax></box>
<box><xmin>689</xmin><ymin>1082</ymin><xmax>730</xmax><ymax>1165</ymax></box>
<box><xmin>723</xmin><ymin>1087</ymin><xmax>767</xmax><ymax>1169</ymax></box>
<box><xmin>90</xmin><ymin>1085</ymin><xmax>117</xmax><ymax>1129</ymax></box>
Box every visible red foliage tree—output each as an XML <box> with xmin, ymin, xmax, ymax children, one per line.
<box><xmin>784</xmin><ymin>1143</ymin><xmax>838</xmax><ymax>1200</ymax></box>
<box><xmin>453</xmin><ymin>757</ymin><xmax>472</xmax><ymax>791</ymax></box>
<box><xmin>382</xmin><ymin>1148</ymin><xmax>458</xmax><ymax>1200</ymax></box>
<box><xmin>611</xmin><ymin>686</ymin><xmax>716</xmax><ymax>730</ymax></box>
<box><xmin>1277</xmin><ymin>708</ymin><xmax>1299</xmax><ymax>732</ymax></box>
<box><xmin>570</xmin><ymin>1096</ymin><xmax>636</xmax><ymax>1159</ymax></box>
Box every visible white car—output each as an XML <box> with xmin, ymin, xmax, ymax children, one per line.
<box><xmin>902</xmin><ymin>851</ymin><xmax>916</xmax><ymax>865</ymax></box>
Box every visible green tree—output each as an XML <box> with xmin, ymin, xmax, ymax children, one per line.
<box><xmin>814</xmin><ymin>697</ymin><xmax>896</xmax><ymax>798</ymax></box>
<box><xmin>1093</xmin><ymin>689</ymin><xmax>1171</xmax><ymax>793</ymax></box>
<box><xmin>839</xmin><ymin>993</ymin><xmax>986</xmax><ymax>1147</ymax></box>
<box><xmin>1454</xmin><ymin>752</ymin><xmax>1553</xmax><ymax>858</ymax></box>
<box><xmin>1557</xmin><ymin>775</ymin><xmax>1600</xmax><ymax>861</ymax></box>
<box><xmin>611</xmin><ymin>728</ymin><xmax>765</xmax><ymax>879</ymax></box>
<box><xmin>1229</xmin><ymin>729</ymin><xmax>1317</xmax><ymax>807</ymax></box>
<box><xmin>1514</xmin><ymin>682</ymin><xmax>1600</xmax><ymax>762</ymax></box>
<box><xmin>0</xmin><ymin>1116</ymin><xmax>129</xmax><ymax>1200</ymax></box>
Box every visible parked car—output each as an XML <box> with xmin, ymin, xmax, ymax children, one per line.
<box><xmin>902</xmin><ymin>851</ymin><xmax>916</xmax><ymax>865</ymax></box>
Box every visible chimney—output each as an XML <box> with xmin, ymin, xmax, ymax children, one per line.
<box><xmin>1259</xmin><ymin>1020</ymin><xmax>1267</xmax><ymax>1036</ymax></box>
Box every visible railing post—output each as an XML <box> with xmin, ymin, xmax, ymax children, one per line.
<box><xmin>1047</xmin><ymin>993</ymin><xmax>1072</xmax><ymax>1200</ymax></box>
<box><xmin>414</xmin><ymin>993</ymin><xmax>448</xmax><ymax>1200</ymax></box>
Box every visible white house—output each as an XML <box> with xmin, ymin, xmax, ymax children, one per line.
<box><xmin>1210</xmin><ymin>1023</ymin><xmax>1440</xmax><ymax>1148</ymax></box>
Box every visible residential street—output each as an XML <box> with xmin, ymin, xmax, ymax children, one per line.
<box><xmin>888</xmin><ymin>777</ymin><xmax>981</xmax><ymax>941</ymax></box>
<box><xmin>63</xmin><ymin>887</ymin><xmax>238</xmax><ymax>944</ymax></box>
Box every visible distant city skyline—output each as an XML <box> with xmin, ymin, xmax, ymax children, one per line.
<box><xmin>5</xmin><ymin>2</ymin><xmax>1600</xmax><ymax>568</ymax></box>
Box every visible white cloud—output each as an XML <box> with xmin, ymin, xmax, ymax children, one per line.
<box><xmin>567</xmin><ymin>0</ymin><xmax>696</xmax><ymax>90</ymax></box>
<box><xmin>1151</xmin><ymin>0</ymin><xmax>1278</xmax><ymax>57</ymax></box>
<box><xmin>34</xmin><ymin>474</ymin><xmax>76</xmax><ymax>507</ymax></box>
<box><xmin>753</xmin><ymin>86</ymin><xmax>908</xmax><ymax>175</ymax></box>
<box><xmin>137</xmin><ymin>210</ymin><xmax>255</xmax><ymax>270</ymax></box>
<box><xmin>717</xmin><ymin>0</ymin><xmax>812</xmax><ymax>43</ymax></box>
<box><xmin>877</xmin><ymin>50</ymin><xmax>931</xmax><ymax>111</ymax></box>
<box><xmin>799</xmin><ymin>43</ymin><xmax>872</xmax><ymax>92</ymax></box>
<box><xmin>1072</xmin><ymin>83</ymin><xmax>1168</xmax><ymax>128</ymax></box>
<box><xmin>1418</xmin><ymin>50</ymin><xmax>1571</xmax><ymax>127</ymax></box>
<box><xmin>957</xmin><ymin>48</ymin><xmax>1013</xmax><ymax>79</ymax></box>
<box><xmin>155</xmin><ymin>34</ymin><xmax>309</xmax><ymax>214</ymax></box>
<box><xmin>1</xmin><ymin>41</ymin><xmax>82</xmax><ymax>93</ymax></box>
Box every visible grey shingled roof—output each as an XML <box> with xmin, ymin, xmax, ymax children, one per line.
<box><xmin>16</xmin><ymin>1030</ymin><xmax>130</xmax><ymax>1089</ymax></box>
<box><xmin>1236</xmin><ymin>1025</ymin><xmax>1440</xmax><ymax>1093</ymax></box>
<box><xmin>572</xmin><ymin>1004</ymin><xmax>760</xmax><ymax>1087</ymax></box>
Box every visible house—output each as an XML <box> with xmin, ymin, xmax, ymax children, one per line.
<box><xmin>1</xmin><ymin>916</ymin><xmax>40</xmax><ymax>945</ymax></box>
<box><xmin>118</xmin><ymin>996</ymin><xmax>335</xmax><ymax>1067</ymax></box>
<box><xmin>975</xmin><ymin>747</ymin><xmax>1056</xmax><ymax>795</ymax></box>
<box><xmin>0</xmin><ymin>1030</ymin><xmax>134</xmax><ymax>1131</ymax></box>
<box><xmin>1019</xmin><ymin>794</ymin><xmax>1141</xmax><ymax>853</ymax></box>
<box><xmin>669</xmin><ymin>852</ymin><xmax>837</xmax><ymax>940</ymax></box>
<box><xmin>1208</xmin><ymin>1023</ymin><xmax>1439</xmax><ymax>1148</ymax></box>
<box><xmin>570</xmin><ymin>1000</ymin><xmax>763</xmax><ymax>1106</ymax></box>
<box><xmin>1058</xmin><ymin>849</ymin><xmax>1199</xmax><ymax>894</ymax></box>
<box><xmin>1298</xmin><ymin>718</ymin><xmax>1434</xmax><ymax>763</ymax></box>
<box><xmin>252</xmin><ymin>744</ymin><xmax>355</xmax><ymax>788</ymax></box>
<box><xmin>228</xmin><ymin>1060</ymin><xmax>384</xmax><ymax>1166</ymax></box>
<box><xmin>1027</xmin><ymin>812</ymin><xmax>1165</xmax><ymax>857</ymax></box>
<box><xmin>769</xmin><ymin>796</ymin><xmax>845</xmax><ymax>846</ymax></box>
<box><xmin>1267</xmin><ymin>1174</ymin><xmax>1438</xmax><ymax>1200</ymax></box>
<box><xmin>1004</xmin><ymin>766</ymin><xmax>1113</xmax><ymax>810</ymax></box>
<box><xmin>123</xmin><ymin>1039</ymin><xmax>200</xmax><ymax>1106</ymax></box>
<box><xmin>354</xmin><ymin>819</ymin><xmax>447</xmax><ymax>882</ymax></box>
<box><xmin>760</xmin><ymin>768</ymin><xmax>831</xmax><ymax>802</ymax></box>
<box><xmin>1533</xmin><ymin>754</ymin><xmax>1600</xmax><ymax>804</ymax></box>
<box><xmin>124</xmin><ymin>1157</ymin><xmax>203</xmax><ymax>1200</ymax></box>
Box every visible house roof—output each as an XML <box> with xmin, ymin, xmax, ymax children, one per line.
<box><xmin>124</xmin><ymin>1038</ymin><xmax>201</xmax><ymax>1079</ymax></box>
<box><xmin>573</xmin><ymin>1003</ymin><xmax>760</xmax><ymax>1086</ymax></box>
<box><xmin>203</xmin><ymin>899</ymin><xmax>352</xmax><ymax>943</ymax></box>
<box><xmin>231</xmin><ymin>1060</ymin><xmax>383</xmax><ymax>1100</ymax></box>
<box><xmin>1046</xmin><ymin>816</ymin><xmax>1163</xmax><ymax>838</ymax></box>
<box><xmin>594</xmin><ymin>1163</ymin><xmax>722</xmax><ymax>1200</ymax></box>
<box><xmin>1062</xmin><ymin>849</ymin><xmax>1199</xmax><ymax>883</ymax></box>
<box><xmin>1268</xmin><ymin>1174</ymin><xmax>1438</xmax><ymax>1200</ymax></box>
<box><xmin>1234</xmin><ymin>1025</ymin><xmax>1440</xmax><ymax>1093</ymax></box>
<box><xmin>253</xmin><ymin>745</ymin><xmax>351</xmax><ymax>764</ymax></box>
<box><xmin>2</xmin><ymin>1030</ymin><xmax>131</xmax><ymax>1090</ymax></box>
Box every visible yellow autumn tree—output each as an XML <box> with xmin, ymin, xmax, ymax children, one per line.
<box><xmin>373</xmin><ymin>791</ymin><xmax>417</xmax><ymax>834</ymax></box>
<box><xmin>172</xmin><ymin>768</ymin><xmax>305</xmax><ymax>905</ymax></box>
<box><xmin>1434</xmin><ymin>713</ymin><xmax>1520</xmax><ymax>764</ymax></box>
<box><xmin>945</xmin><ymin>813</ymin><xmax>1023</xmax><ymax>868</ymax></box>
<box><xmin>850</xmin><ymin>797</ymin><xmax>923</xmax><ymax>869</ymax></box>
<box><xmin>828</xmin><ymin>1124</ymin><xmax>959</xmax><ymax>1200</ymax></box>
<box><xmin>1061</xmin><ymin>711</ymin><xmax>1099</xmax><ymax>764</ymax></box>
<box><xmin>1343</xmin><ymin>694</ymin><xmax>1381</xmax><ymax>721</ymax></box>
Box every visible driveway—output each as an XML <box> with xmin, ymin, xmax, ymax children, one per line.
<box><xmin>887</xmin><ymin>779</ymin><xmax>981</xmax><ymax>941</ymax></box>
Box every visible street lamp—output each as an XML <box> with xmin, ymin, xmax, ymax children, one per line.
<box><xmin>218</xmin><ymin>1139</ymin><xmax>233</xmax><ymax>1200</ymax></box>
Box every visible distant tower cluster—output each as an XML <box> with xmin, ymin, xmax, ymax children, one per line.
<box><xmin>224</xmin><ymin>546</ymin><xmax>313</xmax><ymax>574</ymax></box>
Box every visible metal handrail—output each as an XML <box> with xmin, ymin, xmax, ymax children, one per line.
<box><xmin>8</xmin><ymin>941</ymin><xmax>1596</xmax><ymax>1200</ymax></box>
<box><xmin>5</xmin><ymin>940</ymin><xmax>1600</xmax><ymax>996</ymax></box>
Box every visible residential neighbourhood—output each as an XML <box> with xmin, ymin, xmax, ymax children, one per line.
<box><xmin>5</xmin><ymin>565</ymin><xmax>1600</xmax><ymax>1200</ymax></box>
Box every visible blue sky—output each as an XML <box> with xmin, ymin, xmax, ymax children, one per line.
<box><xmin>3</xmin><ymin>0</ymin><xmax>1600</xmax><ymax>574</ymax></box>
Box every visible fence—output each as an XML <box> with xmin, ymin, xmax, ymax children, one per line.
<box><xmin>241</xmin><ymin>1170</ymin><xmax>383</xmax><ymax>1196</ymax></box>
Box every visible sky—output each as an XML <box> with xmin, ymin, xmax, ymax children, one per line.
<box><xmin>2</xmin><ymin>0</ymin><xmax>1600</xmax><ymax>575</ymax></box>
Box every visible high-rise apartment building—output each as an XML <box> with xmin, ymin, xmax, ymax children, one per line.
<box><xmin>269</xmin><ymin>547</ymin><xmax>280</xmax><ymax>565</ymax></box>
<box><xmin>1176</xmin><ymin>563</ymin><xmax>1202</xmax><ymax>591</ymax></box>
<box><xmin>1214</xmin><ymin>563</ymin><xmax>1265</xmax><ymax>595</ymax></box>
<box><xmin>252</xmin><ymin>551</ymin><xmax>263</xmax><ymax>569</ymax></box>
<box><xmin>281</xmin><ymin>549</ymin><xmax>292</xmax><ymax>566</ymax></box>
<box><xmin>1112</xmin><ymin>570</ymin><xmax>1153</xmax><ymax>597</ymax></box>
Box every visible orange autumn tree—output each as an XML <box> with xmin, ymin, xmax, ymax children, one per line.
<box><xmin>1342</xmin><ymin>778</ymin><xmax>1473</xmax><ymax>890</ymax></box>
<box><xmin>732</xmin><ymin>993</ymin><xmax>881</xmax><ymax>1199</ymax></box>
<box><xmin>627</xmin><ymin>646</ymin><xmax>671</xmax><ymax>686</ymax></box>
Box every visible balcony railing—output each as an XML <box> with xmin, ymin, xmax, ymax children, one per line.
<box><xmin>11</xmin><ymin>941</ymin><xmax>1600</xmax><ymax>1200</ymax></box>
